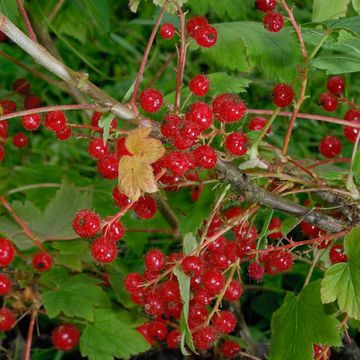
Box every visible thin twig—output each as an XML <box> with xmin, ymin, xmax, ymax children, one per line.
<box><xmin>48</xmin><ymin>0</ymin><xmax>66</xmax><ymax>22</ymax></box>
<box><xmin>16</xmin><ymin>0</ymin><xmax>38</xmax><ymax>42</ymax></box>
<box><xmin>24</xmin><ymin>310</ymin><xmax>37</xmax><ymax>360</ymax></box>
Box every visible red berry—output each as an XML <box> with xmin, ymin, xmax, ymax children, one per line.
<box><xmin>124</xmin><ymin>272</ymin><xmax>143</xmax><ymax>292</ymax></box>
<box><xmin>116</xmin><ymin>137</ymin><xmax>132</xmax><ymax>158</ymax></box>
<box><xmin>148</xmin><ymin>321</ymin><xmax>168</xmax><ymax>340</ymax></box>
<box><xmin>0</xmin><ymin>274</ymin><xmax>11</xmax><ymax>295</ymax></box>
<box><xmin>140</xmin><ymin>89</ymin><xmax>163</xmax><ymax>113</ymax></box>
<box><xmin>194</xmin><ymin>25</ymin><xmax>218</xmax><ymax>48</ymax></box>
<box><xmin>207</xmin><ymin>235</ymin><xmax>227</xmax><ymax>253</ymax></box>
<box><xmin>173</xmin><ymin>123</ymin><xmax>200</xmax><ymax>150</ymax></box>
<box><xmin>145</xmin><ymin>248</ymin><xmax>166</xmax><ymax>272</ymax></box>
<box><xmin>264</xmin><ymin>251</ymin><xmax>293</xmax><ymax>274</ymax></box>
<box><xmin>313</xmin><ymin>344</ymin><xmax>331</xmax><ymax>360</ymax></box>
<box><xmin>163</xmin><ymin>151</ymin><xmax>190</xmax><ymax>176</ymax></box>
<box><xmin>102</xmin><ymin>220</ymin><xmax>125</xmax><ymax>242</ymax></box>
<box><xmin>160</xmin><ymin>114</ymin><xmax>182</xmax><ymax>139</ymax></box>
<box><xmin>221</xmin><ymin>340</ymin><xmax>241</xmax><ymax>359</ymax></box>
<box><xmin>166</xmin><ymin>329</ymin><xmax>181</xmax><ymax>349</ymax></box>
<box><xmin>56</xmin><ymin>127</ymin><xmax>72</xmax><ymax>141</ymax></box>
<box><xmin>160</xmin><ymin>280</ymin><xmax>180</xmax><ymax>303</ymax></box>
<box><xmin>224</xmin><ymin>280</ymin><xmax>243</xmax><ymax>301</ymax></box>
<box><xmin>189</xmin><ymin>75</ymin><xmax>210</xmax><ymax>97</ymax></box>
<box><xmin>212</xmin><ymin>311</ymin><xmax>236</xmax><ymax>334</ymax></box>
<box><xmin>329</xmin><ymin>244</ymin><xmax>348</xmax><ymax>264</ymax></box>
<box><xmin>91</xmin><ymin>237</ymin><xmax>117</xmax><ymax>263</ymax></box>
<box><xmin>225</xmin><ymin>206</ymin><xmax>243</xmax><ymax>220</ymax></box>
<box><xmin>194</xmin><ymin>288</ymin><xmax>213</xmax><ymax>305</ymax></box>
<box><xmin>143</xmin><ymin>293</ymin><xmax>164</xmax><ymax>315</ymax></box>
<box><xmin>194</xmin><ymin>325</ymin><xmax>216</xmax><ymax>346</ymax></box>
<box><xmin>22</xmin><ymin>114</ymin><xmax>41</xmax><ymax>131</ymax></box>
<box><xmin>32</xmin><ymin>252</ymin><xmax>52</xmax><ymax>272</ymax></box>
<box><xmin>268</xmin><ymin>217</ymin><xmax>282</xmax><ymax>239</ymax></box>
<box><xmin>263</xmin><ymin>12</ymin><xmax>284</xmax><ymax>32</ymax></box>
<box><xmin>249</xmin><ymin>116</ymin><xmax>271</xmax><ymax>133</ymax></box>
<box><xmin>212</xmin><ymin>93</ymin><xmax>247</xmax><ymax>123</ymax></box>
<box><xmin>319</xmin><ymin>135</ymin><xmax>342</xmax><ymax>158</ymax></box>
<box><xmin>13</xmin><ymin>133</ymin><xmax>29</xmax><ymax>148</ymax></box>
<box><xmin>137</xmin><ymin>323</ymin><xmax>155</xmax><ymax>345</ymax></box>
<box><xmin>256</xmin><ymin>0</ymin><xmax>277</xmax><ymax>12</ymax></box>
<box><xmin>0</xmin><ymin>308</ymin><xmax>15</xmax><ymax>332</ymax></box>
<box><xmin>91</xmin><ymin>112</ymin><xmax>117</xmax><ymax>129</ymax></box>
<box><xmin>272</xmin><ymin>84</ymin><xmax>294</xmax><ymax>107</ymax></box>
<box><xmin>24</xmin><ymin>94</ymin><xmax>41</xmax><ymax>110</ymax></box>
<box><xmin>182</xmin><ymin>255</ymin><xmax>203</xmax><ymax>276</ymax></box>
<box><xmin>319</xmin><ymin>92</ymin><xmax>338</xmax><ymax>112</ymax></box>
<box><xmin>73</xmin><ymin>210</ymin><xmax>101</xmax><ymax>238</ymax></box>
<box><xmin>0</xmin><ymin>99</ymin><xmax>16</xmax><ymax>115</ymax></box>
<box><xmin>186</xmin><ymin>16</ymin><xmax>208</xmax><ymax>36</ymax></box>
<box><xmin>0</xmin><ymin>145</ymin><xmax>4</xmax><ymax>162</ymax></box>
<box><xmin>159</xmin><ymin>23</ymin><xmax>176</xmax><ymax>39</ymax></box>
<box><xmin>134</xmin><ymin>196</ymin><xmax>157</xmax><ymax>219</ymax></box>
<box><xmin>0</xmin><ymin>120</ymin><xmax>8</xmax><ymax>139</ymax></box>
<box><xmin>248</xmin><ymin>262</ymin><xmax>265</xmax><ymax>281</ymax></box>
<box><xmin>327</xmin><ymin>76</ymin><xmax>345</xmax><ymax>96</ymax></box>
<box><xmin>344</xmin><ymin>109</ymin><xmax>360</xmax><ymax>143</ymax></box>
<box><xmin>45</xmin><ymin>111</ymin><xmax>67</xmax><ymax>132</ymax></box>
<box><xmin>97</xmin><ymin>154</ymin><xmax>119</xmax><ymax>179</ymax></box>
<box><xmin>52</xmin><ymin>324</ymin><xmax>80</xmax><ymax>351</ymax></box>
<box><xmin>193</xmin><ymin>145</ymin><xmax>217</xmax><ymax>169</ymax></box>
<box><xmin>300</xmin><ymin>221</ymin><xmax>321</xmax><ymax>238</ymax></box>
<box><xmin>185</xmin><ymin>102</ymin><xmax>213</xmax><ymax>131</ymax></box>
<box><xmin>112</xmin><ymin>187</ymin><xmax>131</xmax><ymax>208</ymax></box>
<box><xmin>225</xmin><ymin>132</ymin><xmax>248</xmax><ymax>156</ymax></box>
<box><xmin>202</xmin><ymin>269</ymin><xmax>225</xmax><ymax>295</ymax></box>
<box><xmin>13</xmin><ymin>79</ymin><xmax>30</xmax><ymax>95</ymax></box>
<box><xmin>0</xmin><ymin>31</ymin><xmax>7</xmax><ymax>42</ymax></box>
<box><xmin>88</xmin><ymin>138</ymin><xmax>108</xmax><ymax>159</ymax></box>
<box><xmin>0</xmin><ymin>239</ymin><xmax>15</xmax><ymax>267</ymax></box>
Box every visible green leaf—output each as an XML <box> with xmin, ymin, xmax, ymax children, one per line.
<box><xmin>41</xmin><ymin>268</ymin><xmax>110</xmax><ymax>321</ymax></box>
<box><xmin>179</xmin><ymin>185</ymin><xmax>218</xmax><ymax>237</ymax></box>
<box><xmin>0</xmin><ymin>0</ymin><xmax>19</xmax><ymax>23</ymax></box>
<box><xmin>353</xmin><ymin>0</ymin><xmax>360</xmax><ymax>13</ymax></box>
<box><xmin>352</xmin><ymin>148</ymin><xmax>360</xmax><ymax>186</ymax></box>
<box><xmin>99</xmin><ymin>113</ymin><xmax>114</xmax><ymax>144</ymax></box>
<box><xmin>270</xmin><ymin>281</ymin><xmax>341</xmax><ymax>360</ymax></box>
<box><xmin>129</xmin><ymin>0</ymin><xmax>188</xmax><ymax>13</ymax></box>
<box><xmin>207</xmin><ymin>73</ymin><xmax>251</xmax><ymax>97</ymax></box>
<box><xmin>257</xmin><ymin>209</ymin><xmax>273</xmax><ymax>245</ymax></box>
<box><xmin>281</xmin><ymin>216</ymin><xmax>299</xmax><ymax>236</ymax></box>
<box><xmin>183</xmin><ymin>233</ymin><xmax>197</xmax><ymax>256</ymax></box>
<box><xmin>321</xmin><ymin>227</ymin><xmax>360</xmax><ymax>320</ymax></box>
<box><xmin>318</xmin><ymin>16</ymin><xmax>360</xmax><ymax>36</ymax></box>
<box><xmin>203</xmin><ymin>22</ymin><xmax>298</xmax><ymax>81</ymax></box>
<box><xmin>312</xmin><ymin>0</ymin><xmax>350</xmax><ymax>22</ymax></box>
<box><xmin>80</xmin><ymin>308</ymin><xmax>150</xmax><ymax>360</ymax></box>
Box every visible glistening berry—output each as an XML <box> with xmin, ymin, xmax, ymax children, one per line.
<box><xmin>0</xmin><ymin>274</ymin><xmax>11</xmax><ymax>295</ymax></box>
<box><xmin>185</xmin><ymin>102</ymin><xmax>213</xmax><ymax>131</ymax></box>
<box><xmin>159</xmin><ymin>23</ymin><xmax>176</xmax><ymax>39</ymax></box>
<box><xmin>186</xmin><ymin>16</ymin><xmax>208</xmax><ymax>37</ymax></box>
<box><xmin>202</xmin><ymin>269</ymin><xmax>225</xmax><ymax>295</ymax></box>
<box><xmin>268</xmin><ymin>217</ymin><xmax>282</xmax><ymax>239</ymax></box>
<box><xmin>0</xmin><ymin>99</ymin><xmax>16</xmax><ymax>115</ymax></box>
<box><xmin>13</xmin><ymin>133</ymin><xmax>29</xmax><ymax>149</ymax></box>
<box><xmin>221</xmin><ymin>340</ymin><xmax>241</xmax><ymax>359</ymax></box>
<box><xmin>140</xmin><ymin>88</ymin><xmax>163</xmax><ymax>113</ymax></box>
<box><xmin>145</xmin><ymin>248</ymin><xmax>166</xmax><ymax>272</ymax></box>
<box><xmin>166</xmin><ymin>329</ymin><xmax>181</xmax><ymax>349</ymax></box>
<box><xmin>212</xmin><ymin>311</ymin><xmax>237</xmax><ymax>334</ymax></box>
<box><xmin>97</xmin><ymin>154</ymin><xmax>119</xmax><ymax>179</ymax></box>
<box><xmin>224</xmin><ymin>280</ymin><xmax>243</xmax><ymax>301</ymax></box>
<box><xmin>134</xmin><ymin>196</ymin><xmax>157</xmax><ymax>219</ymax></box>
<box><xmin>0</xmin><ymin>308</ymin><xmax>15</xmax><ymax>332</ymax></box>
<box><xmin>327</xmin><ymin>76</ymin><xmax>345</xmax><ymax>96</ymax></box>
<box><xmin>189</xmin><ymin>75</ymin><xmax>210</xmax><ymax>96</ymax></box>
<box><xmin>73</xmin><ymin>210</ymin><xmax>101</xmax><ymax>238</ymax></box>
<box><xmin>263</xmin><ymin>12</ymin><xmax>284</xmax><ymax>32</ymax></box>
<box><xmin>22</xmin><ymin>113</ymin><xmax>41</xmax><ymax>131</ymax></box>
<box><xmin>248</xmin><ymin>262</ymin><xmax>265</xmax><ymax>282</ymax></box>
<box><xmin>24</xmin><ymin>94</ymin><xmax>41</xmax><ymax>110</ymax></box>
<box><xmin>319</xmin><ymin>92</ymin><xmax>338</xmax><ymax>112</ymax></box>
<box><xmin>256</xmin><ymin>0</ymin><xmax>277</xmax><ymax>12</ymax></box>
<box><xmin>102</xmin><ymin>220</ymin><xmax>125</xmax><ymax>242</ymax></box>
<box><xmin>91</xmin><ymin>237</ymin><xmax>118</xmax><ymax>263</ymax></box>
<box><xmin>52</xmin><ymin>324</ymin><xmax>81</xmax><ymax>351</ymax></box>
<box><xmin>248</xmin><ymin>116</ymin><xmax>271</xmax><ymax>133</ymax></box>
<box><xmin>225</xmin><ymin>132</ymin><xmax>248</xmax><ymax>156</ymax></box>
<box><xmin>193</xmin><ymin>145</ymin><xmax>217</xmax><ymax>169</ymax></box>
<box><xmin>0</xmin><ymin>238</ymin><xmax>15</xmax><ymax>267</ymax></box>
<box><xmin>163</xmin><ymin>151</ymin><xmax>190</xmax><ymax>176</ymax></box>
<box><xmin>181</xmin><ymin>255</ymin><xmax>203</xmax><ymax>276</ymax></box>
<box><xmin>212</xmin><ymin>93</ymin><xmax>247</xmax><ymax>123</ymax></box>
<box><xmin>344</xmin><ymin>109</ymin><xmax>360</xmax><ymax>143</ymax></box>
<box><xmin>124</xmin><ymin>272</ymin><xmax>143</xmax><ymax>292</ymax></box>
<box><xmin>300</xmin><ymin>221</ymin><xmax>321</xmax><ymax>238</ymax></box>
<box><xmin>112</xmin><ymin>187</ymin><xmax>131</xmax><ymax>208</ymax></box>
<box><xmin>148</xmin><ymin>321</ymin><xmax>168</xmax><ymax>340</ymax></box>
<box><xmin>329</xmin><ymin>244</ymin><xmax>348</xmax><ymax>264</ymax></box>
<box><xmin>45</xmin><ymin>111</ymin><xmax>67</xmax><ymax>132</ymax></box>
<box><xmin>193</xmin><ymin>25</ymin><xmax>218</xmax><ymax>48</ymax></box>
<box><xmin>88</xmin><ymin>138</ymin><xmax>108</xmax><ymax>159</ymax></box>
<box><xmin>56</xmin><ymin>127</ymin><xmax>72</xmax><ymax>141</ymax></box>
<box><xmin>160</xmin><ymin>114</ymin><xmax>182</xmax><ymax>139</ymax></box>
<box><xmin>313</xmin><ymin>344</ymin><xmax>331</xmax><ymax>360</ymax></box>
<box><xmin>319</xmin><ymin>135</ymin><xmax>342</xmax><ymax>158</ymax></box>
<box><xmin>272</xmin><ymin>83</ymin><xmax>294</xmax><ymax>107</ymax></box>
<box><xmin>32</xmin><ymin>252</ymin><xmax>52</xmax><ymax>272</ymax></box>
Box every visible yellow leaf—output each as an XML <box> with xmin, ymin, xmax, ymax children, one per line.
<box><xmin>118</xmin><ymin>155</ymin><xmax>158</xmax><ymax>201</ymax></box>
<box><xmin>125</xmin><ymin>127</ymin><xmax>165</xmax><ymax>164</ymax></box>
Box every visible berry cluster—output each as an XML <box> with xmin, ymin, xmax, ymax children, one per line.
<box><xmin>256</xmin><ymin>0</ymin><xmax>284</xmax><ymax>33</ymax></box>
<box><xmin>186</xmin><ymin>16</ymin><xmax>218</xmax><ymax>48</ymax></box>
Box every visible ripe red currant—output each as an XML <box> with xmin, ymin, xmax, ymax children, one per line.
<box><xmin>143</xmin><ymin>292</ymin><xmax>164</xmax><ymax>315</ymax></box>
<box><xmin>137</xmin><ymin>323</ymin><xmax>155</xmax><ymax>345</ymax></box>
<box><xmin>134</xmin><ymin>196</ymin><xmax>157</xmax><ymax>219</ymax></box>
<box><xmin>160</xmin><ymin>280</ymin><xmax>180</xmax><ymax>303</ymax></box>
<box><xmin>221</xmin><ymin>340</ymin><xmax>241</xmax><ymax>359</ymax></box>
<box><xmin>140</xmin><ymin>88</ymin><xmax>163</xmax><ymax>113</ymax></box>
<box><xmin>22</xmin><ymin>114</ymin><xmax>41</xmax><ymax>131</ymax></box>
<box><xmin>268</xmin><ymin>217</ymin><xmax>282</xmax><ymax>239</ymax></box>
<box><xmin>124</xmin><ymin>272</ymin><xmax>143</xmax><ymax>292</ymax></box>
<box><xmin>327</xmin><ymin>76</ymin><xmax>345</xmax><ymax>96</ymax></box>
<box><xmin>145</xmin><ymin>248</ymin><xmax>166</xmax><ymax>272</ymax></box>
<box><xmin>32</xmin><ymin>252</ymin><xmax>52</xmax><ymax>272</ymax></box>
<box><xmin>248</xmin><ymin>262</ymin><xmax>265</xmax><ymax>282</ymax></box>
<box><xmin>88</xmin><ymin>138</ymin><xmax>108</xmax><ymax>159</ymax></box>
<box><xmin>73</xmin><ymin>210</ymin><xmax>101</xmax><ymax>238</ymax></box>
<box><xmin>0</xmin><ymin>120</ymin><xmax>8</xmax><ymax>139</ymax></box>
<box><xmin>160</xmin><ymin>114</ymin><xmax>182</xmax><ymax>139</ymax></box>
<box><xmin>56</xmin><ymin>127</ymin><xmax>72</xmax><ymax>141</ymax></box>
<box><xmin>263</xmin><ymin>12</ymin><xmax>284</xmax><ymax>32</ymax></box>
<box><xmin>102</xmin><ymin>220</ymin><xmax>125</xmax><ymax>242</ymax></box>
<box><xmin>186</xmin><ymin>16</ymin><xmax>208</xmax><ymax>37</ymax></box>
<box><xmin>319</xmin><ymin>135</ymin><xmax>342</xmax><ymax>158</ymax></box>
<box><xmin>24</xmin><ymin>94</ymin><xmax>41</xmax><ymax>110</ymax></box>
<box><xmin>0</xmin><ymin>239</ymin><xmax>15</xmax><ymax>267</ymax></box>
<box><xmin>13</xmin><ymin>133</ymin><xmax>29</xmax><ymax>148</ymax></box>
<box><xmin>112</xmin><ymin>187</ymin><xmax>131</xmax><ymax>208</ymax></box>
<box><xmin>13</xmin><ymin>79</ymin><xmax>30</xmax><ymax>95</ymax></box>
<box><xmin>194</xmin><ymin>326</ymin><xmax>216</xmax><ymax>348</ymax></box>
<box><xmin>319</xmin><ymin>92</ymin><xmax>338</xmax><ymax>112</ymax></box>
<box><xmin>185</xmin><ymin>102</ymin><xmax>213</xmax><ymax>131</ymax></box>
<box><xmin>163</xmin><ymin>151</ymin><xmax>190</xmax><ymax>176</ymax></box>
<box><xmin>97</xmin><ymin>154</ymin><xmax>119</xmax><ymax>179</ymax></box>
<box><xmin>159</xmin><ymin>23</ymin><xmax>176</xmax><ymax>39</ymax></box>
<box><xmin>225</xmin><ymin>132</ymin><xmax>248</xmax><ymax>156</ymax></box>
<box><xmin>148</xmin><ymin>321</ymin><xmax>168</xmax><ymax>340</ymax></box>
<box><xmin>256</xmin><ymin>0</ymin><xmax>277</xmax><ymax>12</ymax></box>
<box><xmin>0</xmin><ymin>274</ymin><xmax>11</xmax><ymax>295</ymax></box>
<box><xmin>182</xmin><ymin>255</ymin><xmax>203</xmax><ymax>276</ymax></box>
<box><xmin>116</xmin><ymin>137</ymin><xmax>132</xmax><ymax>158</ymax></box>
<box><xmin>248</xmin><ymin>116</ymin><xmax>271</xmax><ymax>133</ymax></box>
<box><xmin>52</xmin><ymin>324</ymin><xmax>81</xmax><ymax>351</ymax></box>
<box><xmin>0</xmin><ymin>308</ymin><xmax>15</xmax><ymax>331</ymax></box>
<box><xmin>166</xmin><ymin>329</ymin><xmax>181</xmax><ymax>349</ymax></box>
<box><xmin>224</xmin><ymin>280</ymin><xmax>243</xmax><ymax>301</ymax></box>
<box><xmin>194</xmin><ymin>25</ymin><xmax>218</xmax><ymax>48</ymax></box>
<box><xmin>212</xmin><ymin>93</ymin><xmax>247</xmax><ymax>123</ymax></box>
<box><xmin>45</xmin><ymin>111</ymin><xmax>67</xmax><ymax>132</ymax></box>
<box><xmin>189</xmin><ymin>75</ymin><xmax>210</xmax><ymax>97</ymax></box>
<box><xmin>202</xmin><ymin>269</ymin><xmax>225</xmax><ymax>295</ymax></box>
<box><xmin>0</xmin><ymin>99</ymin><xmax>16</xmax><ymax>115</ymax></box>
<box><xmin>91</xmin><ymin>237</ymin><xmax>118</xmax><ymax>263</ymax></box>
<box><xmin>212</xmin><ymin>311</ymin><xmax>237</xmax><ymax>334</ymax></box>
<box><xmin>272</xmin><ymin>83</ymin><xmax>294</xmax><ymax>107</ymax></box>
<box><xmin>329</xmin><ymin>244</ymin><xmax>348</xmax><ymax>264</ymax></box>
<box><xmin>313</xmin><ymin>344</ymin><xmax>331</xmax><ymax>360</ymax></box>
<box><xmin>264</xmin><ymin>251</ymin><xmax>293</xmax><ymax>274</ymax></box>
<box><xmin>344</xmin><ymin>109</ymin><xmax>360</xmax><ymax>143</ymax></box>
<box><xmin>193</xmin><ymin>145</ymin><xmax>217</xmax><ymax>169</ymax></box>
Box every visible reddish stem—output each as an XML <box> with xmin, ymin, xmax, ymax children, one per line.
<box><xmin>0</xmin><ymin>196</ymin><xmax>46</xmax><ymax>252</ymax></box>
<box><xmin>16</xmin><ymin>0</ymin><xmax>38</xmax><ymax>42</ymax></box>
<box><xmin>307</xmin><ymin>157</ymin><xmax>352</xmax><ymax>169</ymax></box>
<box><xmin>130</xmin><ymin>1</ymin><xmax>169</xmax><ymax>117</ymax></box>
<box><xmin>24</xmin><ymin>311</ymin><xmax>37</xmax><ymax>360</ymax></box>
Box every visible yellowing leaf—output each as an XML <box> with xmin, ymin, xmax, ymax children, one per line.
<box><xmin>118</xmin><ymin>156</ymin><xmax>158</xmax><ymax>201</ymax></box>
<box><xmin>125</xmin><ymin>127</ymin><xmax>165</xmax><ymax>164</ymax></box>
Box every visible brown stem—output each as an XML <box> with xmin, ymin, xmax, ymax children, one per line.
<box><xmin>16</xmin><ymin>0</ymin><xmax>38</xmax><ymax>42</ymax></box>
<box><xmin>0</xmin><ymin>196</ymin><xmax>46</xmax><ymax>251</ymax></box>
<box><xmin>48</xmin><ymin>0</ymin><xmax>66</xmax><ymax>22</ymax></box>
<box><xmin>24</xmin><ymin>310</ymin><xmax>37</xmax><ymax>360</ymax></box>
<box><xmin>153</xmin><ymin>193</ymin><xmax>180</xmax><ymax>237</ymax></box>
